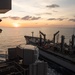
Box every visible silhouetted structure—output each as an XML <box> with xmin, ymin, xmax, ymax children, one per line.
<box><xmin>0</xmin><ymin>19</ymin><xmax>2</xmax><ymax>22</ymax></box>
<box><xmin>0</xmin><ymin>0</ymin><xmax>11</xmax><ymax>13</ymax></box>
<box><xmin>24</xmin><ymin>31</ymin><xmax>75</xmax><ymax>74</ymax></box>
<box><xmin>29</xmin><ymin>61</ymin><xmax>48</xmax><ymax>75</ymax></box>
<box><xmin>0</xmin><ymin>44</ymin><xmax>48</xmax><ymax>75</ymax></box>
<box><xmin>0</xmin><ymin>29</ymin><xmax>2</xmax><ymax>33</ymax></box>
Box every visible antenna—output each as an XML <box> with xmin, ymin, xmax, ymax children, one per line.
<box><xmin>73</xmin><ymin>25</ymin><xmax>75</xmax><ymax>35</ymax></box>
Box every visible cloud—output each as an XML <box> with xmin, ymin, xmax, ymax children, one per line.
<box><xmin>53</xmin><ymin>10</ymin><xmax>58</xmax><ymax>12</ymax></box>
<box><xmin>1</xmin><ymin>16</ymin><xmax>41</xmax><ymax>20</ymax></box>
<box><xmin>9</xmin><ymin>16</ymin><xmax>20</xmax><ymax>20</ymax></box>
<box><xmin>1</xmin><ymin>17</ymin><xmax>9</xmax><ymax>19</ymax></box>
<box><xmin>57</xmin><ymin>18</ymin><xmax>64</xmax><ymax>21</ymax></box>
<box><xmin>44</xmin><ymin>13</ymin><xmax>52</xmax><ymax>15</ymax></box>
<box><xmin>48</xmin><ymin>18</ymin><xmax>64</xmax><ymax>21</ymax></box>
<box><xmin>2</xmin><ymin>16</ymin><xmax>20</xmax><ymax>20</ymax></box>
<box><xmin>36</xmin><ymin>13</ymin><xmax>52</xmax><ymax>16</ymax></box>
<box><xmin>31</xmin><ymin>17</ymin><xmax>41</xmax><ymax>20</ymax></box>
<box><xmin>48</xmin><ymin>18</ymin><xmax>56</xmax><ymax>20</ymax></box>
<box><xmin>46</xmin><ymin>4</ymin><xmax>60</xmax><ymax>8</ymax></box>
<box><xmin>21</xmin><ymin>16</ymin><xmax>41</xmax><ymax>20</ymax></box>
<box><xmin>69</xmin><ymin>19</ymin><xmax>75</xmax><ymax>22</ymax></box>
<box><xmin>21</xmin><ymin>16</ymin><xmax>32</xmax><ymax>20</ymax></box>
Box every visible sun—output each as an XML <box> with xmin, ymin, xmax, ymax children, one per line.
<box><xmin>13</xmin><ymin>23</ymin><xmax>20</xmax><ymax>27</ymax></box>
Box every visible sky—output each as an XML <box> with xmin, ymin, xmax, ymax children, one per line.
<box><xmin>0</xmin><ymin>0</ymin><xmax>75</xmax><ymax>27</ymax></box>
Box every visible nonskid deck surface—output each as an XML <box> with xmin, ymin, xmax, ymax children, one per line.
<box><xmin>38</xmin><ymin>46</ymin><xmax>75</xmax><ymax>74</ymax></box>
<box><xmin>38</xmin><ymin>46</ymin><xmax>75</xmax><ymax>64</ymax></box>
<box><xmin>39</xmin><ymin>50</ymin><xmax>75</xmax><ymax>74</ymax></box>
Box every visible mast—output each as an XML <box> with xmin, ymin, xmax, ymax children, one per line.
<box><xmin>39</xmin><ymin>31</ymin><xmax>46</xmax><ymax>45</ymax></box>
<box><xmin>53</xmin><ymin>31</ymin><xmax>60</xmax><ymax>44</ymax></box>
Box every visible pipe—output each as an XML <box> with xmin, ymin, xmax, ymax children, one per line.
<box><xmin>61</xmin><ymin>35</ymin><xmax>65</xmax><ymax>52</ymax></box>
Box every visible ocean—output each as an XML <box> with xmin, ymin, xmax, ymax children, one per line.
<box><xmin>0</xmin><ymin>27</ymin><xmax>75</xmax><ymax>57</ymax></box>
<box><xmin>0</xmin><ymin>27</ymin><xmax>75</xmax><ymax>51</ymax></box>
<box><xmin>0</xmin><ymin>27</ymin><xmax>75</xmax><ymax>75</ymax></box>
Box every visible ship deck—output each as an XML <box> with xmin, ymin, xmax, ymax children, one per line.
<box><xmin>39</xmin><ymin>47</ymin><xmax>75</xmax><ymax>74</ymax></box>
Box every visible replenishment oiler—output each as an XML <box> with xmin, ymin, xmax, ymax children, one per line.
<box><xmin>25</xmin><ymin>31</ymin><xmax>75</xmax><ymax>75</ymax></box>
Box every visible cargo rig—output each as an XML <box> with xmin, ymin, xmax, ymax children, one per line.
<box><xmin>25</xmin><ymin>31</ymin><xmax>75</xmax><ymax>75</ymax></box>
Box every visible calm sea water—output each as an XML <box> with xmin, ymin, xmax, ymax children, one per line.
<box><xmin>0</xmin><ymin>27</ymin><xmax>75</xmax><ymax>51</ymax></box>
<box><xmin>0</xmin><ymin>27</ymin><xmax>75</xmax><ymax>75</ymax></box>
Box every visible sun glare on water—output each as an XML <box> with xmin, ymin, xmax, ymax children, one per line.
<box><xmin>13</xmin><ymin>23</ymin><xmax>20</xmax><ymax>28</ymax></box>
